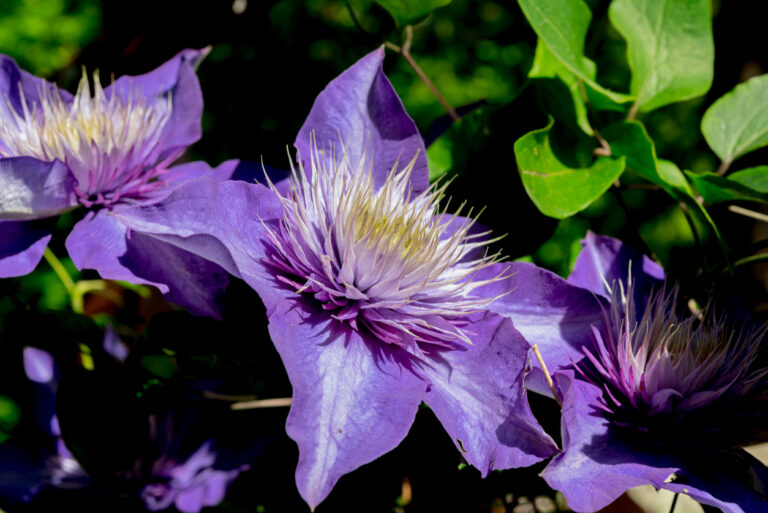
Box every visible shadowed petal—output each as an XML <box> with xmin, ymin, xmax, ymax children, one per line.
<box><xmin>268</xmin><ymin>295</ymin><xmax>426</xmax><ymax>509</ymax></box>
<box><xmin>542</xmin><ymin>374</ymin><xmax>680</xmax><ymax>512</ymax></box>
<box><xmin>115</xmin><ymin>177</ymin><xmax>285</xmax><ymax>312</ymax></box>
<box><xmin>106</xmin><ymin>48</ymin><xmax>208</xmax><ymax>161</ymax></box>
<box><xmin>0</xmin><ymin>218</ymin><xmax>55</xmax><ymax>278</ymax></box>
<box><xmin>0</xmin><ymin>158</ymin><xmax>77</xmax><ymax>220</ymax></box>
<box><xmin>65</xmin><ymin>209</ymin><xmax>228</xmax><ymax>317</ymax></box>
<box><xmin>295</xmin><ymin>47</ymin><xmax>428</xmax><ymax>195</ymax></box>
<box><xmin>23</xmin><ymin>347</ymin><xmax>55</xmax><ymax>384</ymax></box>
<box><xmin>0</xmin><ymin>54</ymin><xmax>72</xmax><ymax>116</ymax></box>
<box><xmin>569</xmin><ymin>232</ymin><xmax>664</xmax><ymax>308</ymax></box>
<box><xmin>421</xmin><ymin>313</ymin><xmax>558</xmax><ymax>474</ymax></box>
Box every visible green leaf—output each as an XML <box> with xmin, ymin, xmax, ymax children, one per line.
<box><xmin>701</xmin><ymin>74</ymin><xmax>768</xmax><ymax>164</ymax></box>
<box><xmin>530</xmin><ymin>40</ymin><xmax>594</xmax><ymax>134</ymax></box>
<box><xmin>514</xmin><ymin>119</ymin><xmax>626</xmax><ymax>218</ymax></box>
<box><xmin>687</xmin><ymin>167</ymin><xmax>768</xmax><ymax>204</ymax></box>
<box><xmin>518</xmin><ymin>0</ymin><xmax>633</xmax><ymax>110</ymax></box>
<box><xmin>374</xmin><ymin>0</ymin><xmax>451</xmax><ymax>26</ymax></box>
<box><xmin>609</xmin><ymin>0</ymin><xmax>713</xmax><ymax>113</ymax></box>
<box><xmin>601</xmin><ymin>121</ymin><xmax>693</xmax><ymax>195</ymax></box>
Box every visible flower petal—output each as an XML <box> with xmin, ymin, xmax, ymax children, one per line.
<box><xmin>473</xmin><ymin>261</ymin><xmax>607</xmax><ymax>391</ymax></box>
<box><xmin>105</xmin><ymin>48</ymin><xmax>208</xmax><ymax>161</ymax></box>
<box><xmin>0</xmin><ymin>158</ymin><xmax>77</xmax><ymax>220</ymax></box>
<box><xmin>268</xmin><ymin>294</ymin><xmax>426</xmax><ymax>508</ymax></box>
<box><xmin>66</xmin><ymin>209</ymin><xmax>228</xmax><ymax>317</ymax></box>
<box><xmin>295</xmin><ymin>47</ymin><xmax>428</xmax><ymax>195</ymax></box>
<box><xmin>23</xmin><ymin>347</ymin><xmax>55</xmax><ymax>384</ymax></box>
<box><xmin>0</xmin><ymin>218</ymin><xmax>55</xmax><ymax>278</ymax></box>
<box><xmin>542</xmin><ymin>374</ymin><xmax>681</xmax><ymax>512</ymax></box>
<box><xmin>0</xmin><ymin>54</ymin><xmax>72</xmax><ymax>116</ymax></box>
<box><xmin>569</xmin><ymin>232</ymin><xmax>664</xmax><ymax>306</ymax></box>
<box><xmin>421</xmin><ymin>313</ymin><xmax>558</xmax><ymax>474</ymax></box>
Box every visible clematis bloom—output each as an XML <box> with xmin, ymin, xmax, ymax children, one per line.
<box><xmin>115</xmin><ymin>47</ymin><xmax>558</xmax><ymax>508</ymax></box>
<box><xmin>534</xmin><ymin>233</ymin><xmax>768</xmax><ymax>513</ymax></box>
<box><xmin>0</xmin><ymin>50</ymin><xmax>234</xmax><ymax>316</ymax></box>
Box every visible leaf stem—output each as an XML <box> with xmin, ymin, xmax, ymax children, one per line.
<box><xmin>230</xmin><ymin>397</ymin><xmax>293</xmax><ymax>410</ymax></box>
<box><xmin>42</xmin><ymin>247</ymin><xmax>75</xmax><ymax>294</ymax></box>
<box><xmin>729</xmin><ymin>204</ymin><xmax>768</xmax><ymax>223</ymax></box>
<box><xmin>716</xmin><ymin>158</ymin><xmax>733</xmax><ymax>176</ymax></box>
<box><xmin>532</xmin><ymin>344</ymin><xmax>562</xmax><ymax>408</ymax></box>
<box><xmin>733</xmin><ymin>252</ymin><xmax>768</xmax><ymax>268</ymax></box>
<box><xmin>385</xmin><ymin>26</ymin><xmax>460</xmax><ymax>121</ymax></box>
<box><xmin>627</xmin><ymin>100</ymin><xmax>639</xmax><ymax>121</ymax></box>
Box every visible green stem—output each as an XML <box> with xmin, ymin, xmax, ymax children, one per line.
<box><xmin>734</xmin><ymin>252</ymin><xmax>768</xmax><ymax>268</ymax></box>
<box><xmin>42</xmin><ymin>247</ymin><xmax>75</xmax><ymax>294</ymax></box>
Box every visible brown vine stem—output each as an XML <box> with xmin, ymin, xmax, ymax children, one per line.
<box><xmin>716</xmin><ymin>157</ymin><xmax>733</xmax><ymax>176</ymax></box>
<box><xmin>532</xmin><ymin>344</ymin><xmax>563</xmax><ymax>408</ymax></box>
<box><xmin>230</xmin><ymin>397</ymin><xmax>293</xmax><ymax>410</ymax></box>
<box><xmin>385</xmin><ymin>25</ymin><xmax>460</xmax><ymax>121</ymax></box>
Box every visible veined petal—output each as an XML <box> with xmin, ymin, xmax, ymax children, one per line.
<box><xmin>421</xmin><ymin>313</ymin><xmax>558</xmax><ymax>474</ymax></box>
<box><xmin>0</xmin><ymin>218</ymin><xmax>56</xmax><ymax>278</ymax></box>
<box><xmin>0</xmin><ymin>54</ymin><xmax>72</xmax><ymax>117</ymax></box>
<box><xmin>267</xmin><ymin>294</ymin><xmax>426</xmax><ymax>509</ymax></box>
<box><xmin>295</xmin><ymin>47</ymin><xmax>428</xmax><ymax>195</ymax></box>
<box><xmin>0</xmin><ymin>157</ymin><xmax>77</xmax><ymax>220</ymax></box>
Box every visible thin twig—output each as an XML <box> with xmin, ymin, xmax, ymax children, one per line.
<box><xmin>231</xmin><ymin>397</ymin><xmax>293</xmax><ymax>410</ymax></box>
<box><xmin>593</xmin><ymin>128</ymin><xmax>611</xmax><ymax>157</ymax></box>
<box><xmin>203</xmin><ymin>390</ymin><xmax>259</xmax><ymax>402</ymax></box>
<box><xmin>729</xmin><ymin>204</ymin><xmax>768</xmax><ymax>223</ymax></box>
<box><xmin>668</xmin><ymin>492</ymin><xmax>679</xmax><ymax>513</ymax></box>
<box><xmin>532</xmin><ymin>344</ymin><xmax>562</xmax><ymax>408</ymax></box>
<box><xmin>43</xmin><ymin>247</ymin><xmax>75</xmax><ymax>294</ymax></box>
<box><xmin>385</xmin><ymin>26</ymin><xmax>460</xmax><ymax>121</ymax></box>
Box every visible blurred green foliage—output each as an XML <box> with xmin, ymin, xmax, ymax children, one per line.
<box><xmin>0</xmin><ymin>0</ymin><xmax>100</xmax><ymax>76</ymax></box>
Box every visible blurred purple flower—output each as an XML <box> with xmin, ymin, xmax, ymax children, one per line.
<box><xmin>115</xmin><ymin>47</ymin><xmax>557</xmax><ymax>508</ymax></box>
<box><xmin>534</xmin><ymin>233</ymin><xmax>768</xmax><ymax>513</ymax></box>
<box><xmin>0</xmin><ymin>50</ymin><xmax>233</xmax><ymax>316</ymax></box>
<box><xmin>141</xmin><ymin>442</ymin><xmax>249</xmax><ymax>513</ymax></box>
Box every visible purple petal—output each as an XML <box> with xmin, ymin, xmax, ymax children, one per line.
<box><xmin>175</xmin><ymin>484</ymin><xmax>205</xmax><ymax>513</ymax></box>
<box><xmin>295</xmin><ymin>47</ymin><xmax>428</xmax><ymax>195</ymax></box>
<box><xmin>0</xmin><ymin>157</ymin><xmax>77</xmax><ymax>220</ymax></box>
<box><xmin>202</xmin><ymin>471</ymin><xmax>228</xmax><ymax>507</ymax></box>
<box><xmin>421</xmin><ymin>313</ymin><xmax>557</xmax><ymax>474</ymax></box>
<box><xmin>473</xmin><ymin>261</ymin><xmax>607</xmax><ymax>391</ymax></box>
<box><xmin>569</xmin><ymin>232</ymin><xmax>665</xmax><ymax>305</ymax></box>
<box><xmin>114</xmin><ymin>178</ymin><xmax>285</xmax><ymax>312</ymax></box>
<box><xmin>542</xmin><ymin>374</ymin><xmax>681</xmax><ymax>512</ymax></box>
<box><xmin>0</xmin><ymin>218</ymin><xmax>55</xmax><ymax>278</ymax></box>
<box><xmin>105</xmin><ymin>48</ymin><xmax>208</xmax><ymax>161</ymax></box>
<box><xmin>102</xmin><ymin>325</ymin><xmax>130</xmax><ymax>362</ymax></box>
<box><xmin>268</xmin><ymin>294</ymin><xmax>426</xmax><ymax>508</ymax></box>
<box><xmin>23</xmin><ymin>347</ymin><xmax>55</xmax><ymax>383</ymax></box>
<box><xmin>164</xmin><ymin>159</ymin><xmax>239</xmax><ymax>186</ymax></box>
<box><xmin>65</xmin><ymin>209</ymin><xmax>229</xmax><ymax>317</ymax></box>
<box><xmin>0</xmin><ymin>54</ymin><xmax>72</xmax><ymax>117</ymax></box>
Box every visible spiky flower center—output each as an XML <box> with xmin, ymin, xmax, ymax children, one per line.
<box><xmin>0</xmin><ymin>71</ymin><xmax>174</xmax><ymax>207</ymax></box>
<box><xmin>578</xmin><ymin>282</ymin><xmax>768</xmax><ymax>447</ymax></box>
<box><xmin>262</xmin><ymin>141</ymin><xmax>506</xmax><ymax>352</ymax></box>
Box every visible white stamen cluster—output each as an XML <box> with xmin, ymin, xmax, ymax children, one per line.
<box><xmin>263</xmin><ymin>140</ymin><xmax>507</xmax><ymax>349</ymax></box>
<box><xmin>0</xmin><ymin>71</ymin><xmax>172</xmax><ymax>202</ymax></box>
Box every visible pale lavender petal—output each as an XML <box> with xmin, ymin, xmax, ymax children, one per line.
<box><xmin>0</xmin><ymin>158</ymin><xmax>77</xmax><ymax>220</ymax></box>
<box><xmin>0</xmin><ymin>54</ymin><xmax>72</xmax><ymax>117</ymax></box>
<box><xmin>268</xmin><ymin>293</ymin><xmax>426</xmax><ymax>508</ymax></box>
<box><xmin>106</xmin><ymin>48</ymin><xmax>208</xmax><ymax>161</ymax></box>
<box><xmin>175</xmin><ymin>484</ymin><xmax>205</xmax><ymax>513</ymax></box>
<box><xmin>295</xmin><ymin>47</ymin><xmax>428</xmax><ymax>194</ymax></box>
<box><xmin>473</xmin><ymin>261</ymin><xmax>607</xmax><ymax>386</ymax></box>
<box><xmin>102</xmin><ymin>325</ymin><xmax>129</xmax><ymax>362</ymax></box>
<box><xmin>65</xmin><ymin>209</ymin><xmax>229</xmax><ymax>317</ymax></box>
<box><xmin>114</xmin><ymin>178</ymin><xmax>285</xmax><ymax>313</ymax></box>
<box><xmin>202</xmin><ymin>471</ymin><xmax>228</xmax><ymax>506</ymax></box>
<box><xmin>542</xmin><ymin>374</ymin><xmax>680</xmax><ymax>512</ymax></box>
<box><xmin>421</xmin><ymin>313</ymin><xmax>557</xmax><ymax>474</ymax></box>
<box><xmin>23</xmin><ymin>347</ymin><xmax>55</xmax><ymax>383</ymax></box>
<box><xmin>164</xmin><ymin>159</ymin><xmax>239</xmax><ymax>187</ymax></box>
<box><xmin>569</xmin><ymin>232</ymin><xmax>664</xmax><ymax>304</ymax></box>
<box><xmin>0</xmin><ymin>218</ymin><xmax>54</xmax><ymax>278</ymax></box>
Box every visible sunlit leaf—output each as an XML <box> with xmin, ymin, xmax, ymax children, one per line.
<box><xmin>514</xmin><ymin>119</ymin><xmax>625</xmax><ymax>218</ymax></box>
<box><xmin>702</xmin><ymin>74</ymin><xmax>768</xmax><ymax>164</ymax></box>
<box><xmin>609</xmin><ymin>0</ymin><xmax>713</xmax><ymax>114</ymax></box>
<box><xmin>374</xmin><ymin>0</ymin><xmax>451</xmax><ymax>26</ymax></box>
<box><xmin>687</xmin><ymin>167</ymin><xmax>768</xmax><ymax>204</ymax></box>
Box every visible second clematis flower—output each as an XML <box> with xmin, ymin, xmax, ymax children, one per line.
<box><xmin>114</xmin><ymin>47</ymin><xmax>558</xmax><ymax>508</ymax></box>
<box><xmin>533</xmin><ymin>233</ymin><xmax>768</xmax><ymax>513</ymax></box>
<box><xmin>0</xmin><ymin>49</ymin><xmax>234</xmax><ymax>316</ymax></box>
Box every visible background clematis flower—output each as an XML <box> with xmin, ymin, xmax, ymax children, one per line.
<box><xmin>0</xmin><ymin>50</ymin><xmax>234</xmax><ymax>317</ymax></box>
<box><xmin>531</xmin><ymin>232</ymin><xmax>768</xmax><ymax>513</ymax></box>
<box><xmin>113</xmin><ymin>47</ymin><xmax>558</xmax><ymax>508</ymax></box>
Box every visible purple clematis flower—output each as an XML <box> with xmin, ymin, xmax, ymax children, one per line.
<box><xmin>113</xmin><ymin>47</ymin><xmax>558</xmax><ymax>508</ymax></box>
<box><xmin>534</xmin><ymin>232</ymin><xmax>768</xmax><ymax>513</ymax></box>
<box><xmin>0</xmin><ymin>50</ymin><xmax>234</xmax><ymax>316</ymax></box>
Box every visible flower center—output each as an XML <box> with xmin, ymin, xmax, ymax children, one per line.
<box><xmin>262</xmin><ymin>141</ymin><xmax>506</xmax><ymax>352</ymax></box>
<box><xmin>0</xmin><ymin>70</ymin><xmax>174</xmax><ymax>207</ymax></box>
